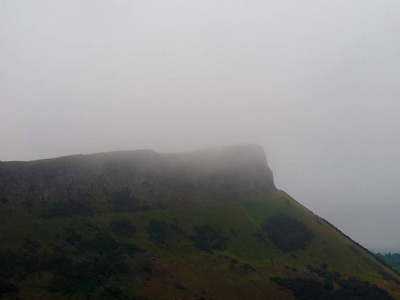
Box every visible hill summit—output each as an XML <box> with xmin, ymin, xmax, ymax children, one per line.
<box><xmin>0</xmin><ymin>144</ymin><xmax>276</xmax><ymax>210</ymax></box>
<box><xmin>0</xmin><ymin>145</ymin><xmax>400</xmax><ymax>299</ymax></box>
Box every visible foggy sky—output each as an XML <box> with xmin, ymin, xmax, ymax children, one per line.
<box><xmin>2</xmin><ymin>1</ymin><xmax>400</xmax><ymax>252</ymax></box>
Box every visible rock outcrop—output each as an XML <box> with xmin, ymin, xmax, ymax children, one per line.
<box><xmin>0</xmin><ymin>144</ymin><xmax>276</xmax><ymax>210</ymax></box>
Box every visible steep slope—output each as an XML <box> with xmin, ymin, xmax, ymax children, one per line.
<box><xmin>0</xmin><ymin>144</ymin><xmax>275</xmax><ymax>210</ymax></box>
<box><xmin>0</xmin><ymin>145</ymin><xmax>399</xmax><ymax>299</ymax></box>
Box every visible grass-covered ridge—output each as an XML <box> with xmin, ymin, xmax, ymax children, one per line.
<box><xmin>0</xmin><ymin>192</ymin><xmax>399</xmax><ymax>299</ymax></box>
<box><xmin>1</xmin><ymin>145</ymin><xmax>399</xmax><ymax>299</ymax></box>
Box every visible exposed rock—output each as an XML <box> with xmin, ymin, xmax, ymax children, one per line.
<box><xmin>0</xmin><ymin>144</ymin><xmax>276</xmax><ymax>210</ymax></box>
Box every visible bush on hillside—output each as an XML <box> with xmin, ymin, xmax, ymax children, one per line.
<box><xmin>109</xmin><ymin>219</ymin><xmax>136</xmax><ymax>237</ymax></box>
<box><xmin>192</xmin><ymin>224</ymin><xmax>228</xmax><ymax>253</ymax></box>
<box><xmin>271</xmin><ymin>276</ymin><xmax>395</xmax><ymax>300</ymax></box>
<box><xmin>147</xmin><ymin>220</ymin><xmax>167</xmax><ymax>246</ymax></box>
<box><xmin>41</xmin><ymin>201</ymin><xmax>93</xmax><ymax>218</ymax></box>
<box><xmin>262</xmin><ymin>215</ymin><xmax>314</xmax><ymax>252</ymax></box>
<box><xmin>0</xmin><ymin>281</ymin><xmax>18</xmax><ymax>298</ymax></box>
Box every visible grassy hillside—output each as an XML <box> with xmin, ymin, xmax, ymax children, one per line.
<box><xmin>1</xmin><ymin>191</ymin><xmax>399</xmax><ymax>299</ymax></box>
<box><xmin>1</xmin><ymin>145</ymin><xmax>399</xmax><ymax>299</ymax></box>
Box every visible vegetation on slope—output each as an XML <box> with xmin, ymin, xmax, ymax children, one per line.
<box><xmin>262</xmin><ymin>214</ymin><xmax>314</xmax><ymax>252</ymax></box>
<box><xmin>0</xmin><ymin>192</ymin><xmax>399</xmax><ymax>299</ymax></box>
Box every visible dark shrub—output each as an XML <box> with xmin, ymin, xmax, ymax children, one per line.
<box><xmin>109</xmin><ymin>219</ymin><xmax>136</xmax><ymax>237</ymax></box>
<box><xmin>92</xmin><ymin>233</ymin><xmax>120</xmax><ymax>256</ymax></box>
<box><xmin>65</xmin><ymin>228</ymin><xmax>83</xmax><ymax>246</ymax></box>
<box><xmin>0</xmin><ymin>281</ymin><xmax>18</xmax><ymax>297</ymax></box>
<box><xmin>102</xmin><ymin>286</ymin><xmax>124</xmax><ymax>299</ymax></box>
<box><xmin>242</xmin><ymin>263</ymin><xmax>256</xmax><ymax>271</ymax></box>
<box><xmin>263</xmin><ymin>215</ymin><xmax>314</xmax><ymax>252</ymax></box>
<box><xmin>22</xmin><ymin>237</ymin><xmax>41</xmax><ymax>252</ymax></box>
<box><xmin>41</xmin><ymin>201</ymin><xmax>93</xmax><ymax>218</ymax></box>
<box><xmin>147</xmin><ymin>220</ymin><xmax>167</xmax><ymax>246</ymax></box>
<box><xmin>271</xmin><ymin>277</ymin><xmax>326</xmax><ymax>299</ymax></box>
<box><xmin>192</xmin><ymin>224</ymin><xmax>228</xmax><ymax>253</ymax></box>
<box><xmin>143</xmin><ymin>261</ymin><xmax>153</xmax><ymax>273</ymax></box>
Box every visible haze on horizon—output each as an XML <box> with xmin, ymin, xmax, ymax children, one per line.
<box><xmin>1</xmin><ymin>0</ymin><xmax>400</xmax><ymax>253</ymax></box>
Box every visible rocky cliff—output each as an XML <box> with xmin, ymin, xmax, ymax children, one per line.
<box><xmin>0</xmin><ymin>144</ymin><xmax>276</xmax><ymax>210</ymax></box>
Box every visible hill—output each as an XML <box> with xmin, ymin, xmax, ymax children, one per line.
<box><xmin>0</xmin><ymin>144</ymin><xmax>399</xmax><ymax>299</ymax></box>
<box><xmin>0</xmin><ymin>144</ymin><xmax>275</xmax><ymax>210</ymax></box>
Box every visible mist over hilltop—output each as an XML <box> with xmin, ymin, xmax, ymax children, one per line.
<box><xmin>1</xmin><ymin>146</ymin><xmax>400</xmax><ymax>299</ymax></box>
<box><xmin>0</xmin><ymin>144</ymin><xmax>276</xmax><ymax>210</ymax></box>
<box><xmin>2</xmin><ymin>0</ymin><xmax>400</xmax><ymax>252</ymax></box>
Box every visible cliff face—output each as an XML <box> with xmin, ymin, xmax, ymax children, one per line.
<box><xmin>0</xmin><ymin>144</ymin><xmax>276</xmax><ymax>210</ymax></box>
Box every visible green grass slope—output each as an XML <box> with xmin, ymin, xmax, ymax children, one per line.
<box><xmin>1</xmin><ymin>191</ymin><xmax>399</xmax><ymax>300</ymax></box>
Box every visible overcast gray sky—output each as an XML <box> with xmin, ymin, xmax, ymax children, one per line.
<box><xmin>2</xmin><ymin>0</ymin><xmax>400</xmax><ymax>252</ymax></box>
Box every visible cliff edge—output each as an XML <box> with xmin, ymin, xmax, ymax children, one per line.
<box><xmin>0</xmin><ymin>144</ymin><xmax>276</xmax><ymax>210</ymax></box>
